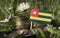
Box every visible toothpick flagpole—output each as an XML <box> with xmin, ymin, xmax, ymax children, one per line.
<box><xmin>30</xmin><ymin>21</ymin><xmax>35</xmax><ymax>33</ymax></box>
<box><xmin>30</xmin><ymin>21</ymin><xmax>33</xmax><ymax>30</ymax></box>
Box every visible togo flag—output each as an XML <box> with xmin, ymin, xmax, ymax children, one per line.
<box><xmin>30</xmin><ymin>8</ymin><xmax>52</xmax><ymax>25</ymax></box>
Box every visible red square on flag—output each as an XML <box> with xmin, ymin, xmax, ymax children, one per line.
<box><xmin>30</xmin><ymin>8</ymin><xmax>39</xmax><ymax>17</ymax></box>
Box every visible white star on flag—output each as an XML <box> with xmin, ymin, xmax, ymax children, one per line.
<box><xmin>33</xmin><ymin>11</ymin><xmax>37</xmax><ymax>15</ymax></box>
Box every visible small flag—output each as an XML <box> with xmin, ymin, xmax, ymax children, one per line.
<box><xmin>30</xmin><ymin>8</ymin><xmax>52</xmax><ymax>25</ymax></box>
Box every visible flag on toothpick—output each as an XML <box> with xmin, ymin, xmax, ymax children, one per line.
<box><xmin>30</xmin><ymin>8</ymin><xmax>52</xmax><ymax>25</ymax></box>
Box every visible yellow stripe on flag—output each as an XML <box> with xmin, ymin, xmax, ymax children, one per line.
<box><xmin>39</xmin><ymin>12</ymin><xmax>52</xmax><ymax>17</ymax></box>
<box><xmin>30</xmin><ymin>16</ymin><xmax>51</xmax><ymax>22</ymax></box>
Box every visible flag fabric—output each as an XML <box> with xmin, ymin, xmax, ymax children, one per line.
<box><xmin>30</xmin><ymin>8</ymin><xmax>52</xmax><ymax>25</ymax></box>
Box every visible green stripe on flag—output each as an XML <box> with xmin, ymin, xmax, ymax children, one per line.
<box><xmin>38</xmin><ymin>15</ymin><xmax>51</xmax><ymax>19</ymax></box>
<box><xmin>40</xmin><ymin>10</ymin><xmax>52</xmax><ymax>14</ymax></box>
